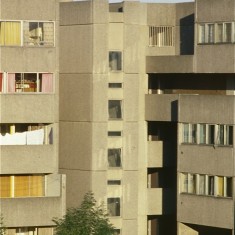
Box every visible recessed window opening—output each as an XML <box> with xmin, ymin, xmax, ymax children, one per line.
<box><xmin>107</xmin><ymin>198</ymin><xmax>120</xmax><ymax>216</ymax></box>
<box><xmin>108</xmin><ymin>149</ymin><xmax>122</xmax><ymax>167</ymax></box>
<box><xmin>108</xmin><ymin>131</ymin><xmax>122</xmax><ymax>137</ymax></box>
<box><xmin>108</xmin><ymin>100</ymin><xmax>122</xmax><ymax>119</ymax></box>
<box><xmin>109</xmin><ymin>51</ymin><xmax>122</xmax><ymax>71</ymax></box>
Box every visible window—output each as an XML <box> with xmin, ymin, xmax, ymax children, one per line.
<box><xmin>149</xmin><ymin>26</ymin><xmax>174</xmax><ymax>47</ymax></box>
<box><xmin>108</xmin><ymin>149</ymin><xmax>122</xmax><ymax>167</ymax></box>
<box><xmin>23</xmin><ymin>21</ymin><xmax>54</xmax><ymax>46</ymax></box>
<box><xmin>107</xmin><ymin>180</ymin><xmax>121</xmax><ymax>185</ymax></box>
<box><xmin>216</xmin><ymin>125</ymin><xmax>233</xmax><ymax>145</ymax></box>
<box><xmin>0</xmin><ymin>73</ymin><xmax>3</xmax><ymax>92</ymax></box>
<box><xmin>180</xmin><ymin>173</ymin><xmax>233</xmax><ymax>198</ymax></box>
<box><xmin>108</xmin><ymin>100</ymin><xmax>122</xmax><ymax>119</ymax></box>
<box><xmin>199</xmin><ymin>22</ymin><xmax>235</xmax><ymax>44</ymax></box>
<box><xmin>108</xmin><ymin>83</ymin><xmax>122</xmax><ymax>88</ymax></box>
<box><xmin>199</xmin><ymin>124</ymin><xmax>206</xmax><ymax>144</ymax></box>
<box><xmin>114</xmin><ymin>229</ymin><xmax>121</xmax><ymax>235</ymax></box>
<box><xmin>0</xmin><ymin>175</ymin><xmax>45</xmax><ymax>198</ymax></box>
<box><xmin>109</xmin><ymin>51</ymin><xmax>122</xmax><ymax>71</ymax></box>
<box><xmin>107</xmin><ymin>198</ymin><xmax>120</xmax><ymax>216</ymax></box>
<box><xmin>5</xmin><ymin>73</ymin><xmax>54</xmax><ymax>93</ymax></box>
<box><xmin>0</xmin><ymin>21</ymin><xmax>21</xmax><ymax>46</ymax></box>
<box><xmin>108</xmin><ymin>131</ymin><xmax>121</xmax><ymax>137</ymax></box>
<box><xmin>182</xmin><ymin>123</ymin><xmax>196</xmax><ymax>144</ymax></box>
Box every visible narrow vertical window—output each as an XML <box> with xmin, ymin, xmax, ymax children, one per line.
<box><xmin>198</xmin><ymin>24</ymin><xmax>205</xmax><ymax>43</ymax></box>
<box><xmin>108</xmin><ymin>100</ymin><xmax>122</xmax><ymax>119</ymax></box>
<box><xmin>109</xmin><ymin>51</ymin><xmax>122</xmax><ymax>71</ymax></box>
<box><xmin>183</xmin><ymin>124</ymin><xmax>189</xmax><ymax>143</ymax></box>
<box><xmin>207</xmin><ymin>24</ymin><xmax>215</xmax><ymax>43</ymax></box>
<box><xmin>208</xmin><ymin>125</ymin><xmax>215</xmax><ymax>144</ymax></box>
<box><xmin>216</xmin><ymin>23</ymin><xmax>223</xmax><ymax>42</ymax></box>
<box><xmin>208</xmin><ymin>176</ymin><xmax>214</xmax><ymax>196</ymax></box>
<box><xmin>107</xmin><ymin>198</ymin><xmax>120</xmax><ymax>216</ymax></box>
<box><xmin>198</xmin><ymin>175</ymin><xmax>205</xmax><ymax>195</ymax></box>
<box><xmin>224</xmin><ymin>23</ymin><xmax>232</xmax><ymax>42</ymax></box>
<box><xmin>199</xmin><ymin>124</ymin><xmax>206</xmax><ymax>144</ymax></box>
<box><xmin>108</xmin><ymin>149</ymin><xmax>122</xmax><ymax>167</ymax></box>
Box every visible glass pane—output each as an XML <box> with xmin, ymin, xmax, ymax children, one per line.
<box><xmin>15</xmin><ymin>73</ymin><xmax>37</xmax><ymax>92</ymax></box>
<box><xmin>108</xmin><ymin>149</ymin><xmax>121</xmax><ymax>167</ymax></box>
<box><xmin>218</xmin><ymin>125</ymin><xmax>224</xmax><ymax>145</ymax></box>
<box><xmin>191</xmin><ymin>124</ymin><xmax>197</xmax><ymax>143</ymax></box>
<box><xmin>208</xmin><ymin>125</ymin><xmax>215</xmax><ymax>144</ymax></box>
<box><xmin>183</xmin><ymin>124</ymin><xmax>189</xmax><ymax>143</ymax></box>
<box><xmin>14</xmin><ymin>175</ymin><xmax>30</xmax><ymax>197</ymax></box>
<box><xmin>107</xmin><ymin>198</ymin><xmax>120</xmax><ymax>216</ymax></box>
<box><xmin>181</xmin><ymin>173</ymin><xmax>188</xmax><ymax>193</ymax></box>
<box><xmin>0</xmin><ymin>176</ymin><xmax>11</xmax><ymax>198</ymax></box>
<box><xmin>224</xmin><ymin>23</ymin><xmax>232</xmax><ymax>42</ymax></box>
<box><xmin>108</xmin><ymin>100</ymin><xmax>122</xmax><ymax>119</ymax></box>
<box><xmin>199</xmin><ymin>24</ymin><xmax>205</xmax><ymax>43</ymax></box>
<box><xmin>226</xmin><ymin>177</ymin><xmax>232</xmax><ymax>197</ymax></box>
<box><xmin>217</xmin><ymin>23</ymin><xmax>223</xmax><ymax>42</ymax></box>
<box><xmin>109</xmin><ymin>51</ymin><xmax>122</xmax><ymax>71</ymax></box>
<box><xmin>199</xmin><ymin>175</ymin><xmax>205</xmax><ymax>195</ymax></box>
<box><xmin>207</xmin><ymin>24</ymin><xmax>214</xmax><ymax>43</ymax></box>
<box><xmin>217</xmin><ymin>176</ymin><xmax>224</xmax><ymax>196</ymax></box>
<box><xmin>208</xmin><ymin>176</ymin><xmax>214</xmax><ymax>196</ymax></box>
<box><xmin>199</xmin><ymin>124</ymin><xmax>206</xmax><ymax>144</ymax></box>
<box><xmin>188</xmin><ymin>174</ymin><xmax>196</xmax><ymax>194</ymax></box>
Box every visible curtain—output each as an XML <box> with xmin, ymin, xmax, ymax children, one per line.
<box><xmin>14</xmin><ymin>175</ymin><xmax>30</xmax><ymax>197</ymax></box>
<box><xmin>41</xmin><ymin>73</ymin><xmax>53</xmax><ymax>92</ymax></box>
<box><xmin>7</xmin><ymin>73</ymin><xmax>16</xmax><ymax>93</ymax></box>
<box><xmin>30</xmin><ymin>175</ymin><xmax>44</xmax><ymax>196</ymax></box>
<box><xmin>0</xmin><ymin>22</ymin><xmax>21</xmax><ymax>46</ymax></box>
<box><xmin>0</xmin><ymin>176</ymin><xmax>10</xmax><ymax>198</ymax></box>
<box><xmin>217</xmin><ymin>176</ymin><xmax>224</xmax><ymax>196</ymax></box>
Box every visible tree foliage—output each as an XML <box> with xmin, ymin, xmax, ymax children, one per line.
<box><xmin>53</xmin><ymin>191</ymin><xmax>115</xmax><ymax>235</ymax></box>
<box><xmin>0</xmin><ymin>215</ymin><xmax>6</xmax><ymax>235</ymax></box>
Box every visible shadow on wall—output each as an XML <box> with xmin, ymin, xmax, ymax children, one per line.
<box><xmin>180</xmin><ymin>14</ymin><xmax>194</xmax><ymax>55</ymax></box>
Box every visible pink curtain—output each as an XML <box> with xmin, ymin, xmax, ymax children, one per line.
<box><xmin>0</xmin><ymin>73</ymin><xmax>2</xmax><ymax>92</ymax></box>
<box><xmin>7</xmin><ymin>73</ymin><xmax>16</xmax><ymax>93</ymax></box>
<box><xmin>41</xmin><ymin>73</ymin><xmax>53</xmax><ymax>93</ymax></box>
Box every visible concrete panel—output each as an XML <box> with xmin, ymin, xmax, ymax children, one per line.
<box><xmin>59</xmin><ymin>122</ymin><xmax>92</xmax><ymax>170</ymax></box>
<box><xmin>109</xmin><ymin>13</ymin><xmax>124</xmax><ymax>23</ymax></box>
<box><xmin>178</xmin><ymin>194</ymin><xmax>234</xmax><ymax>229</ymax></box>
<box><xmin>123</xmin><ymin>171</ymin><xmax>138</xmax><ymax>219</ymax></box>
<box><xmin>92</xmin><ymin>74</ymin><xmax>108</xmax><ymax>121</ymax></box>
<box><xmin>147</xmin><ymin>3</ymin><xmax>176</xmax><ymax>26</ymax></box>
<box><xmin>123</xmin><ymin>122</ymin><xmax>139</xmax><ymax>170</ymax></box>
<box><xmin>60</xmin><ymin>1</ymin><xmax>92</xmax><ymax>25</ymax></box>
<box><xmin>59</xmin><ymin>169</ymin><xmax>92</xmax><ymax>208</ymax></box>
<box><xmin>93</xmin><ymin>25</ymin><xmax>108</xmax><ymax>74</ymax></box>
<box><xmin>124</xmin><ymin>2</ymin><xmax>146</xmax><ymax>25</ymax></box>
<box><xmin>195</xmin><ymin>45</ymin><xmax>235</xmax><ymax>73</ymax></box>
<box><xmin>59</xmin><ymin>25</ymin><xmax>93</xmax><ymax>73</ymax></box>
<box><xmin>196</xmin><ymin>0</ymin><xmax>235</xmax><ymax>22</ymax></box>
<box><xmin>0</xmin><ymin>145</ymin><xmax>57</xmax><ymax>174</ymax></box>
<box><xmin>178</xmin><ymin>145</ymin><xmax>234</xmax><ymax>176</ymax></box>
<box><xmin>146</xmin><ymin>46</ymin><xmax>176</xmax><ymax>56</ymax></box>
<box><xmin>122</xmin><ymin>219</ymin><xmax>138</xmax><ymax>235</ymax></box>
<box><xmin>147</xmin><ymin>141</ymin><xmax>163</xmax><ymax>167</ymax></box>
<box><xmin>0</xmin><ymin>48</ymin><xmax>56</xmax><ymax>72</ymax></box>
<box><xmin>145</xmin><ymin>94</ymin><xmax>179</xmax><ymax>122</ymax></box>
<box><xmin>1</xmin><ymin>0</ymin><xmax>57</xmax><ymax>20</ymax></box>
<box><xmin>0</xmin><ymin>94</ymin><xmax>57</xmax><ymax>123</ymax></box>
<box><xmin>124</xmin><ymin>25</ymin><xmax>141</xmax><ymax>74</ymax></box>
<box><xmin>109</xmin><ymin>23</ymin><xmax>124</xmax><ymax>50</ymax></box>
<box><xmin>178</xmin><ymin>223</ymin><xmax>199</xmax><ymax>235</ymax></box>
<box><xmin>92</xmin><ymin>0</ymin><xmax>109</xmax><ymax>24</ymax></box>
<box><xmin>146</xmin><ymin>56</ymin><xmax>194</xmax><ymax>73</ymax></box>
<box><xmin>1</xmin><ymin>197</ymin><xmax>63</xmax><ymax>227</ymax></box>
<box><xmin>91</xmin><ymin>123</ymin><xmax>107</xmax><ymax>171</ymax></box>
<box><xmin>124</xmin><ymin>74</ymin><xmax>139</xmax><ymax>121</ymax></box>
<box><xmin>178</xmin><ymin>95</ymin><xmax>235</xmax><ymax>124</ymax></box>
<box><xmin>59</xmin><ymin>74</ymin><xmax>92</xmax><ymax>122</ymax></box>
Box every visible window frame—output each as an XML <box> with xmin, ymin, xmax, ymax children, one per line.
<box><xmin>109</xmin><ymin>51</ymin><xmax>122</xmax><ymax>72</ymax></box>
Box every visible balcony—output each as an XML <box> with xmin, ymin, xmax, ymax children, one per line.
<box><xmin>145</xmin><ymin>94</ymin><xmax>179</xmax><ymax>121</ymax></box>
<box><xmin>0</xmin><ymin>174</ymin><xmax>65</xmax><ymax>227</ymax></box>
<box><xmin>0</xmin><ymin>94</ymin><xmax>57</xmax><ymax>123</ymax></box>
<box><xmin>147</xmin><ymin>188</ymin><xmax>174</xmax><ymax>215</ymax></box>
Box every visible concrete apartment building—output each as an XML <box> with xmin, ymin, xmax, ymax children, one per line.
<box><xmin>59</xmin><ymin>0</ymin><xmax>235</xmax><ymax>235</ymax></box>
<box><xmin>0</xmin><ymin>0</ymin><xmax>65</xmax><ymax>234</ymax></box>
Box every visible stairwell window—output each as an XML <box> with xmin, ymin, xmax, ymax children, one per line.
<box><xmin>23</xmin><ymin>21</ymin><xmax>54</xmax><ymax>46</ymax></box>
<box><xmin>0</xmin><ymin>21</ymin><xmax>21</xmax><ymax>46</ymax></box>
<box><xmin>109</xmin><ymin>51</ymin><xmax>122</xmax><ymax>71</ymax></box>
<box><xmin>108</xmin><ymin>148</ymin><xmax>122</xmax><ymax>167</ymax></box>
<box><xmin>149</xmin><ymin>26</ymin><xmax>174</xmax><ymax>47</ymax></box>
<box><xmin>107</xmin><ymin>198</ymin><xmax>121</xmax><ymax>216</ymax></box>
<box><xmin>108</xmin><ymin>100</ymin><xmax>122</xmax><ymax>119</ymax></box>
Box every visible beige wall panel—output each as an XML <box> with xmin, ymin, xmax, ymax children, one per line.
<box><xmin>1</xmin><ymin>0</ymin><xmax>57</xmax><ymax>20</ymax></box>
<box><xmin>0</xmin><ymin>145</ymin><xmax>57</xmax><ymax>175</ymax></box>
<box><xmin>178</xmin><ymin>194</ymin><xmax>234</xmax><ymax>229</ymax></box>
<box><xmin>92</xmin><ymin>74</ymin><xmax>108</xmax><ymax>121</ymax></box>
<box><xmin>178</xmin><ymin>223</ymin><xmax>199</xmax><ymax>235</ymax></box>
<box><xmin>146</xmin><ymin>46</ymin><xmax>176</xmax><ymax>56</ymax></box>
<box><xmin>178</xmin><ymin>145</ymin><xmax>234</xmax><ymax>176</ymax></box>
<box><xmin>147</xmin><ymin>3</ymin><xmax>176</xmax><ymax>26</ymax></box>
<box><xmin>124</xmin><ymin>2</ymin><xmax>146</xmax><ymax>25</ymax></box>
<box><xmin>59</xmin><ymin>25</ymin><xmax>93</xmax><ymax>73</ymax></box>
<box><xmin>196</xmin><ymin>0</ymin><xmax>235</xmax><ymax>22</ymax></box>
<box><xmin>59</xmin><ymin>122</ymin><xmax>92</xmax><ymax>170</ymax></box>
<box><xmin>179</xmin><ymin>95</ymin><xmax>235</xmax><ymax>124</ymax></box>
<box><xmin>123</xmin><ymin>123</ymin><xmax>138</xmax><ymax>170</ymax></box>
<box><xmin>124</xmin><ymin>74</ymin><xmax>139</xmax><ymax>121</ymax></box>
<box><xmin>175</xmin><ymin>3</ymin><xmax>194</xmax><ymax>26</ymax></box>
<box><xmin>122</xmin><ymin>171</ymin><xmax>138</xmax><ymax>219</ymax></box>
<box><xmin>93</xmin><ymin>25</ymin><xmax>108</xmax><ymax>73</ymax></box>
<box><xmin>124</xmin><ymin>25</ymin><xmax>141</xmax><ymax>74</ymax></box>
<box><xmin>196</xmin><ymin>45</ymin><xmax>235</xmax><ymax>73</ymax></box>
<box><xmin>59</xmin><ymin>74</ymin><xmax>92</xmax><ymax>122</ymax></box>
<box><xmin>1</xmin><ymin>48</ymin><xmax>56</xmax><ymax>72</ymax></box>
<box><xmin>59</xmin><ymin>169</ymin><xmax>92</xmax><ymax>208</ymax></box>
<box><xmin>60</xmin><ymin>1</ymin><xmax>92</xmax><ymax>25</ymax></box>
<box><xmin>92</xmin><ymin>0</ymin><xmax>109</xmax><ymax>24</ymax></box>
<box><xmin>122</xmin><ymin>219</ymin><xmax>138</xmax><ymax>235</ymax></box>
<box><xmin>109</xmin><ymin>23</ymin><xmax>124</xmax><ymax>50</ymax></box>
<box><xmin>91</xmin><ymin>123</ymin><xmax>107</xmax><ymax>171</ymax></box>
<box><xmin>0</xmin><ymin>94</ymin><xmax>57</xmax><ymax>123</ymax></box>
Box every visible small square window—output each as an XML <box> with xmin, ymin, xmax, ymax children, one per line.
<box><xmin>108</xmin><ymin>149</ymin><xmax>122</xmax><ymax>167</ymax></box>
<box><xmin>108</xmin><ymin>100</ymin><xmax>122</xmax><ymax>119</ymax></box>
<box><xmin>107</xmin><ymin>198</ymin><xmax>120</xmax><ymax>216</ymax></box>
<box><xmin>109</xmin><ymin>51</ymin><xmax>122</xmax><ymax>71</ymax></box>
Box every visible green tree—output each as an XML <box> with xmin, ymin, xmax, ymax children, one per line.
<box><xmin>53</xmin><ymin>191</ymin><xmax>115</xmax><ymax>235</ymax></box>
<box><xmin>0</xmin><ymin>214</ymin><xmax>6</xmax><ymax>235</ymax></box>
